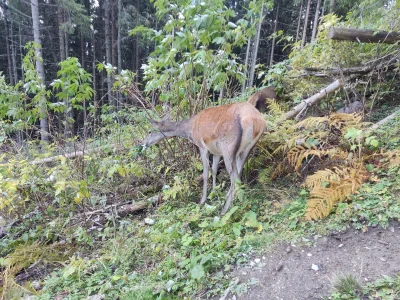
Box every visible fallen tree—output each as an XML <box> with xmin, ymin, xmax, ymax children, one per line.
<box><xmin>284</xmin><ymin>79</ymin><xmax>343</xmax><ymax>120</ymax></box>
<box><xmin>328</xmin><ymin>27</ymin><xmax>400</xmax><ymax>44</ymax></box>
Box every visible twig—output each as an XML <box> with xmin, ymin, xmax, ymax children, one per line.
<box><xmin>219</xmin><ymin>278</ymin><xmax>240</xmax><ymax>300</ymax></box>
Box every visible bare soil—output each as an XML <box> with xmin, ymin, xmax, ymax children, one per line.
<box><xmin>233</xmin><ymin>222</ymin><xmax>400</xmax><ymax>300</ymax></box>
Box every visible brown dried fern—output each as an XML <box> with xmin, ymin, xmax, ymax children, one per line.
<box><xmin>305</xmin><ymin>167</ymin><xmax>369</xmax><ymax>220</ymax></box>
<box><xmin>329</xmin><ymin>113</ymin><xmax>363</xmax><ymax>133</ymax></box>
<box><xmin>287</xmin><ymin>146</ymin><xmax>348</xmax><ymax>173</ymax></box>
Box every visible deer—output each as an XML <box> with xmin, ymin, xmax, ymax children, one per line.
<box><xmin>142</xmin><ymin>88</ymin><xmax>277</xmax><ymax>215</ymax></box>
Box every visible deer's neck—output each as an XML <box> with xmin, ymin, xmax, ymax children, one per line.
<box><xmin>166</xmin><ymin>117</ymin><xmax>194</xmax><ymax>140</ymax></box>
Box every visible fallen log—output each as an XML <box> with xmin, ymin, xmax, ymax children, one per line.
<box><xmin>0</xmin><ymin>143</ymin><xmax>128</xmax><ymax>167</ymax></box>
<box><xmin>328</xmin><ymin>27</ymin><xmax>400</xmax><ymax>44</ymax></box>
<box><xmin>366</xmin><ymin>108</ymin><xmax>400</xmax><ymax>133</ymax></box>
<box><xmin>284</xmin><ymin>79</ymin><xmax>343</xmax><ymax>120</ymax></box>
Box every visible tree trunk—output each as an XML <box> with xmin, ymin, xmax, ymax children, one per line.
<box><xmin>111</xmin><ymin>0</ymin><xmax>117</xmax><ymax>68</ymax></box>
<box><xmin>117</xmin><ymin>0</ymin><xmax>122</xmax><ymax>108</ymax></box>
<box><xmin>329</xmin><ymin>0</ymin><xmax>335</xmax><ymax>13</ymax></box>
<box><xmin>104</xmin><ymin>0</ymin><xmax>113</xmax><ymax>106</ymax></box>
<box><xmin>58</xmin><ymin>5</ymin><xmax>65</xmax><ymax>62</ymax></box>
<box><xmin>311</xmin><ymin>0</ymin><xmax>321</xmax><ymax>41</ymax></box>
<box><xmin>135</xmin><ymin>0</ymin><xmax>140</xmax><ymax>82</ymax></box>
<box><xmin>248</xmin><ymin>4</ymin><xmax>264</xmax><ymax>88</ymax></box>
<box><xmin>241</xmin><ymin>34</ymin><xmax>251</xmax><ymax>93</ymax></box>
<box><xmin>81</xmin><ymin>33</ymin><xmax>86</xmax><ymax>69</ymax></box>
<box><xmin>328</xmin><ymin>27</ymin><xmax>400</xmax><ymax>44</ymax></box>
<box><xmin>117</xmin><ymin>0</ymin><xmax>122</xmax><ymax>73</ymax></box>
<box><xmin>301</xmin><ymin>0</ymin><xmax>311</xmax><ymax>48</ymax></box>
<box><xmin>92</xmin><ymin>32</ymin><xmax>97</xmax><ymax>133</ymax></box>
<box><xmin>269</xmin><ymin>2</ymin><xmax>280</xmax><ymax>67</ymax></box>
<box><xmin>30</xmin><ymin>0</ymin><xmax>49</xmax><ymax>142</ymax></box>
<box><xmin>10</xmin><ymin>14</ymin><xmax>18</xmax><ymax>83</ymax></box>
<box><xmin>321</xmin><ymin>0</ymin><xmax>326</xmax><ymax>16</ymax></box>
<box><xmin>295</xmin><ymin>0</ymin><xmax>303</xmax><ymax>43</ymax></box>
<box><xmin>3</xmin><ymin>0</ymin><xmax>14</xmax><ymax>85</ymax></box>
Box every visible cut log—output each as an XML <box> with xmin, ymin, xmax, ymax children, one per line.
<box><xmin>284</xmin><ymin>79</ymin><xmax>343</xmax><ymax>120</ymax></box>
<box><xmin>328</xmin><ymin>27</ymin><xmax>400</xmax><ymax>44</ymax></box>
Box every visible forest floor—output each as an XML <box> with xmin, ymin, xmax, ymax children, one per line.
<box><xmin>228</xmin><ymin>222</ymin><xmax>400</xmax><ymax>300</ymax></box>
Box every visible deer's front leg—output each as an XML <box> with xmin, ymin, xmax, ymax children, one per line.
<box><xmin>199</xmin><ymin>148</ymin><xmax>209</xmax><ymax>205</ymax></box>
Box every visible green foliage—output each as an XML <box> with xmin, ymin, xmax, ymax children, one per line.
<box><xmin>130</xmin><ymin>0</ymin><xmax>272</xmax><ymax>114</ymax></box>
<box><xmin>50</xmin><ymin>57</ymin><xmax>94</xmax><ymax>113</ymax></box>
<box><xmin>0</xmin><ymin>43</ymin><xmax>51</xmax><ymax>134</ymax></box>
<box><xmin>36</xmin><ymin>202</ymin><xmax>266</xmax><ymax>299</ymax></box>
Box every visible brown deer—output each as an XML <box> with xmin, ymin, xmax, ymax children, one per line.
<box><xmin>142</xmin><ymin>101</ymin><xmax>267</xmax><ymax>215</ymax></box>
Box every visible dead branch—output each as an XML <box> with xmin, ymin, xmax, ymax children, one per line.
<box><xmin>17</xmin><ymin>144</ymin><xmax>127</xmax><ymax>166</ymax></box>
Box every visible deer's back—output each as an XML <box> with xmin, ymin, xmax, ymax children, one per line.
<box><xmin>191</xmin><ymin>102</ymin><xmax>266</xmax><ymax>154</ymax></box>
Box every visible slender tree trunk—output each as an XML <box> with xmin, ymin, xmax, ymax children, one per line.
<box><xmin>295</xmin><ymin>0</ymin><xmax>303</xmax><ymax>43</ymax></box>
<box><xmin>117</xmin><ymin>0</ymin><xmax>122</xmax><ymax>108</ymax></box>
<box><xmin>58</xmin><ymin>5</ymin><xmax>66</xmax><ymax>62</ymax></box>
<box><xmin>64</xmin><ymin>29</ymin><xmax>69</xmax><ymax>58</ymax></box>
<box><xmin>248</xmin><ymin>4</ymin><xmax>264</xmax><ymax>88</ymax></box>
<box><xmin>135</xmin><ymin>0</ymin><xmax>140</xmax><ymax>83</ymax></box>
<box><xmin>64</xmin><ymin>12</ymin><xmax>73</xmax><ymax>138</ymax></box>
<box><xmin>10</xmin><ymin>16</ymin><xmax>18</xmax><ymax>83</ymax></box>
<box><xmin>241</xmin><ymin>35</ymin><xmax>252</xmax><ymax>93</ymax></box>
<box><xmin>57</xmin><ymin>4</ymin><xmax>65</xmax><ymax>139</ymax></box>
<box><xmin>321</xmin><ymin>0</ymin><xmax>326</xmax><ymax>16</ymax></box>
<box><xmin>311</xmin><ymin>0</ymin><xmax>321</xmax><ymax>41</ymax></box>
<box><xmin>104</xmin><ymin>0</ymin><xmax>113</xmax><ymax>106</ymax></box>
<box><xmin>3</xmin><ymin>0</ymin><xmax>14</xmax><ymax>85</ymax></box>
<box><xmin>117</xmin><ymin>0</ymin><xmax>122</xmax><ymax>73</ymax></box>
<box><xmin>329</xmin><ymin>0</ymin><xmax>335</xmax><ymax>13</ymax></box>
<box><xmin>301</xmin><ymin>0</ymin><xmax>312</xmax><ymax>48</ymax></box>
<box><xmin>92</xmin><ymin>33</ymin><xmax>97</xmax><ymax>134</ymax></box>
<box><xmin>269</xmin><ymin>2</ymin><xmax>280</xmax><ymax>67</ymax></box>
<box><xmin>111</xmin><ymin>0</ymin><xmax>117</xmax><ymax>68</ymax></box>
<box><xmin>31</xmin><ymin>0</ymin><xmax>49</xmax><ymax>142</ymax></box>
<box><xmin>81</xmin><ymin>33</ymin><xmax>86</xmax><ymax>69</ymax></box>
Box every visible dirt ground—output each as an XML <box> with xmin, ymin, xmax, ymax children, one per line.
<box><xmin>231</xmin><ymin>222</ymin><xmax>400</xmax><ymax>300</ymax></box>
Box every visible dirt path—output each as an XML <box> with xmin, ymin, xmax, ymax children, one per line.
<box><xmin>232</xmin><ymin>222</ymin><xmax>400</xmax><ymax>300</ymax></box>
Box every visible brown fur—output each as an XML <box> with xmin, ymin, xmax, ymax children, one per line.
<box><xmin>143</xmin><ymin>102</ymin><xmax>266</xmax><ymax>215</ymax></box>
<box><xmin>247</xmin><ymin>86</ymin><xmax>278</xmax><ymax>113</ymax></box>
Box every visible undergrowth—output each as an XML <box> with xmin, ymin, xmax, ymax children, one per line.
<box><xmin>0</xmin><ymin>113</ymin><xmax>399</xmax><ymax>299</ymax></box>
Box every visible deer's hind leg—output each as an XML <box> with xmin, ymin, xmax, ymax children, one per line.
<box><xmin>212</xmin><ymin>155</ymin><xmax>221</xmax><ymax>189</ymax></box>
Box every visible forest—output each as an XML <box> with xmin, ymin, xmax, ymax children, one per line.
<box><xmin>0</xmin><ymin>0</ymin><xmax>400</xmax><ymax>299</ymax></box>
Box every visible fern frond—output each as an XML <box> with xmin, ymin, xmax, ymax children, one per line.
<box><xmin>287</xmin><ymin>146</ymin><xmax>347</xmax><ymax>172</ymax></box>
<box><xmin>296</xmin><ymin>116</ymin><xmax>329</xmax><ymax>129</ymax></box>
<box><xmin>329</xmin><ymin>113</ymin><xmax>363</xmax><ymax>133</ymax></box>
<box><xmin>304</xmin><ymin>167</ymin><xmax>369</xmax><ymax>220</ymax></box>
<box><xmin>305</xmin><ymin>183</ymin><xmax>353</xmax><ymax>220</ymax></box>
<box><xmin>304</xmin><ymin>168</ymin><xmax>341</xmax><ymax>189</ymax></box>
<box><xmin>267</xmin><ymin>98</ymin><xmax>285</xmax><ymax>117</ymax></box>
